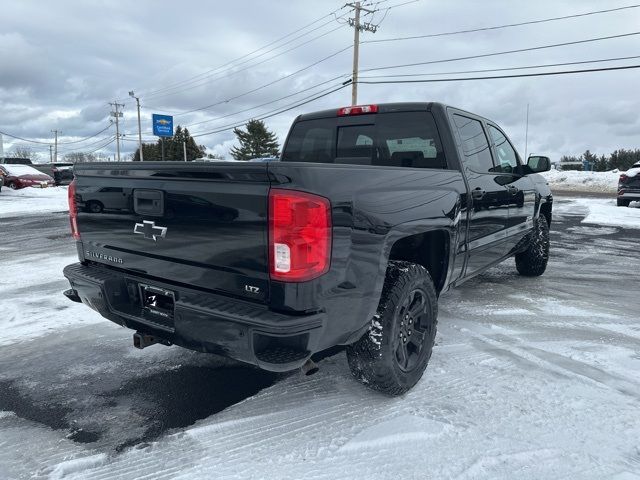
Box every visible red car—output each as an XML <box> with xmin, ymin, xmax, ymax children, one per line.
<box><xmin>0</xmin><ymin>164</ymin><xmax>55</xmax><ymax>189</ymax></box>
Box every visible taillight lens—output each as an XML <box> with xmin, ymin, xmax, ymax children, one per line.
<box><xmin>68</xmin><ymin>179</ymin><xmax>80</xmax><ymax>239</ymax></box>
<box><xmin>268</xmin><ymin>189</ymin><xmax>331</xmax><ymax>282</ymax></box>
<box><xmin>619</xmin><ymin>174</ymin><xmax>628</xmax><ymax>183</ymax></box>
<box><xmin>337</xmin><ymin>104</ymin><xmax>378</xmax><ymax>116</ymax></box>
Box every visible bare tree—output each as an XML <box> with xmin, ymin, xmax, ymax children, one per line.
<box><xmin>10</xmin><ymin>145</ymin><xmax>40</xmax><ymax>162</ymax></box>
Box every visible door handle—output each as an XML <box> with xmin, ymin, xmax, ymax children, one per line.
<box><xmin>506</xmin><ymin>185</ymin><xmax>519</xmax><ymax>195</ymax></box>
<box><xmin>471</xmin><ymin>188</ymin><xmax>486</xmax><ymax>200</ymax></box>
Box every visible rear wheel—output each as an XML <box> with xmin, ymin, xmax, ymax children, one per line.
<box><xmin>617</xmin><ymin>198</ymin><xmax>630</xmax><ymax>207</ymax></box>
<box><xmin>346</xmin><ymin>261</ymin><xmax>438</xmax><ymax>396</ymax></box>
<box><xmin>8</xmin><ymin>182</ymin><xmax>17</xmax><ymax>190</ymax></box>
<box><xmin>515</xmin><ymin>215</ymin><xmax>550</xmax><ymax>276</ymax></box>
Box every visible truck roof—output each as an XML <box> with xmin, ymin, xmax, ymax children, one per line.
<box><xmin>294</xmin><ymin>101</ymin><xmax>488</xmax><ymax>123</ymax></box>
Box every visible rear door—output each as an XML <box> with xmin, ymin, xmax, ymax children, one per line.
<box><xmin>75</xmin><ymin>162</ymin><xmax>272</xmax><ymax>302</ymax></box>
<box><xmin>450</xmin><ymin>112</ymin><xmax>510</xmax><ymax>276</ymax></box>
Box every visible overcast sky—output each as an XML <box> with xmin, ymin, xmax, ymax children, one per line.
<box><xmin>1</xmin><ymin>0</ymin><xmax>639</xmax><ymax>162</ymax></box>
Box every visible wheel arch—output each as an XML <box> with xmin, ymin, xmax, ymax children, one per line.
<box><xmin>539</xmin><ymin>198</ymin><xmax>553</xmax><ymax>226</ymax></box>
<box><xmin>387</xmin><ymin>229</ymin><xmax>451</xmax><ymax>294</ymax></box>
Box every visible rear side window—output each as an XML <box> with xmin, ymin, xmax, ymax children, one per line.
<box><xmin>453</xmin><ymin>114</ymin><xmax>494</xmax><ymax>174</ymax></box>
<box><xmin>283</xmin><ymin>111</ymin><xmax>447</xmax><ymax>169</ymax></box>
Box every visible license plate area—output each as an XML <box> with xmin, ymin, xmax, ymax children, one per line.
<box><xmin>139</xmin><ymin>283</ymin><xmax>175</xmax><ymax>321</ymax></box>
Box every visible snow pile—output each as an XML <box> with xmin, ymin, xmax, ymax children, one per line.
<box><xmin>625</xmin><ymin>166</ymin><xmax>640</xmax><ymax>178</ymax></box>
<box><xmin>0</xmin><ymin>186</ymin><xmax>69</xmax><ymax>218</ymax></box>
<box><xmin>540</xmin><ymin>169</ymin><xmax>619</xmax><ymax>193</ymax></box>
<box><xmin>554</xmin><ymin>197</ymin><xmax>640</xmax><ymax>229</ymax></box>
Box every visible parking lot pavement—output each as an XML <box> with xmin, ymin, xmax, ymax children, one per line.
<box><xmin>0</xmin><ymin>198</ymin><xmax>639</xmax><ymax>479</ymax></box>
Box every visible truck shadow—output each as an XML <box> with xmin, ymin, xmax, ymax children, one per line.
<box><xmin>0</xmin><ymin>324</ymin><xmax>279</xmax><ymax>453</ymax></box>
<box><xmin>107</xmin><ymin>365</ymin><xmax>278</xmax><ymax>452</ymax></box>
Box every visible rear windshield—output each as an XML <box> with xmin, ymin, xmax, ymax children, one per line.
<box><xmin>282</xmin><ymin>111</ymin><xmax>447</xmax><ymax>169</ymax></box>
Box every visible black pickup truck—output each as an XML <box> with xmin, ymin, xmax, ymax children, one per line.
<box><xmin>63</xmin><ymin>102</ymin><xmax>552</xmax><ymax>395</ymax></box>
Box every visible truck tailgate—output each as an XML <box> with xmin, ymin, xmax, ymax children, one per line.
<box><xmin>74</xmin><ymin>162</ymin><xmax>272</xmax><ymax>302</ymax></box>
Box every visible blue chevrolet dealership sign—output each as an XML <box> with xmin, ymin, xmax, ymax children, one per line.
<box><xmin>152</xmin><ymin>114</ymin><xmax>173</xmax><ymax>137</ymax></box>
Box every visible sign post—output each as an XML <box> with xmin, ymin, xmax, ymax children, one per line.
<box><xmin>152</xmin><ymin>114</ymin><xmax>174</xmax><ymax>161</ymax></box>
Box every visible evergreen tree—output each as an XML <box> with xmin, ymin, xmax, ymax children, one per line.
<box><xmin>133</xmin><ymin>125</ymin><xmax>206</xmax><ymax>161</ymax></box>
<box><xmin>229</xmin><ymin>119</ymin><xmax>280</xmax><ymax>160</ymax></box>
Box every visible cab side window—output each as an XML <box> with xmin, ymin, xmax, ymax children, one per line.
<box><xmin>453</xmin><ymin>114</ymin><xmax>494</xmax><ymax>173</ymax></box>
<box><xmin>488</xmin><ymin>125</ymin><xmax>519</xmax><ymax>173</ymax></box>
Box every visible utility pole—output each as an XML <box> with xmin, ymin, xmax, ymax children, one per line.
<box><xmin>129</xmin><ymin>91</ymin><xmax>144</xmax><ymax>161</ymax></box>
<box><xmin>49</xmin><ymin>145</ymin><xmax>53</xmax><ymax>163</ymax></box>
<box><xmin>524</xmin><ymin>103</ymin><xmax>530</xmax><ymax>160</ymax></box>
<box><xmin>347</xmin><ymin>2</ymin><xmax>378</xmax><ymax>105</ymax></box>
<box><xmin>51</xmin><ymin>130</ymin><xmax>59</xmax><ymax>162</ymax></box>
<box><xmin>183</xmin><ymin>140</ymin><xmax>187</xmax><ymax>162</ymax></box>
<box><xmin>109</xmin><ymin>102</ymin><xmax>124</xmax><ymax>162</ymax></box>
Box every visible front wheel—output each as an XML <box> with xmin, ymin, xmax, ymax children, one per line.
<box><xmin>515</xmin><ymin>215</ymin><xmax>550</xmax><ymax>276</ymax></box>
<box><xmin>86</xmin><ymin>201</ymin><xmax>104</xmax><ymax>214</ymax></box>
<box><xmin>8</xmin><ymin>182</ymin><xmax>17</xmax><ymax>190</ymax></box>
<box><xmin>346</xmin><ymin>261</ymin><xmax>438</xmax><ymax>396</ymax></box>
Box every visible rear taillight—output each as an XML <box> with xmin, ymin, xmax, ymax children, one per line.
<box><xmin>268</xmin><ymin>189</ymin><xmax>331</xmax><ymax>282</ymax></box>
<box><xmin>619</xmin><ymin>174</ymin><xmax>628</xmax><ymax>183</ymax></box>
<box><xmin>337</xmin><ymin>104</ymin><xmax>378</xmax><ymax>116</ymax></box>
<box><xmin>68</xmin><ymin>179</ymin><xmax>80</xmax><ymax>240</ymax></box>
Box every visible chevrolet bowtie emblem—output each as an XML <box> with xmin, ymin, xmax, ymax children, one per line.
<box><xmin>134</xmin><ymin>220</ymin><xmax>167</xmax><ymax>241</ymax></box>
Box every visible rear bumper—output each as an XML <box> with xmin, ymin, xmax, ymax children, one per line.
<box><xmin>618</xmin><ymin>188</ymin><xmax>640</xmax><ymax>200</ymax></box>
<box><xmin>63</xmin><ymin>263</ymin><xmax>326</xmax><ymax>372</ymax></box>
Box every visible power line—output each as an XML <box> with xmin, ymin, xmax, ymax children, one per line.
<box><xmin>360</xmin><ymin>31</ymin><xmax>640</xmax><ymax>73</ymax></box>
<box><xmin>182</xmin><ymin>74</ymin><xmax>351</xmax><ymax>129</ymax></box>
<box><xmin>84</xmin><ymin>137</ymin><xmax>117</xmax><ymax>155</ymax></box>
<box><xmin>142</xmin><ymin>21</ymin><xmax>349</xmax><ymax>101</ymax></box>
<box><xmin>168</xmin><ymin>44</ymin><xmax>353</xmax><ymax>117</ymax></box>
<box><xmin>356</xmin><ymin>63</ymin><xmax>640</xmax><ymax>85</ymax></box>
<box><xmin>0</xmin><ymin>124</ymin><xmax>113</xmax><ymax>146</ymax></box>
<box><xmin>136</xmin><ymin>6</ymin><xmax>348</xmax><ymax>99</ymax></box>
<box><xmin>191</xmin><ymin>63</ymin><xmax>637</xmax><ymax>139</ymax></box>
<box><xmin>58</xmin><ymin>135</ymin><xmax>117</xmax><ymax>154</ymax></box>
<box><xmin>191</xmin><ymin>82</ymin><xmax>351</xmax><ymax>138</ymax></box>
<box><xmin>54</xmin><ymin>123</ymin><xmax>114</xmax><ymax>144</ymax></box>
<box><xmin>362</xmin><ymin>3</ymin><xmax>640</xmax><ymax>44</ymax></box>
<box><xmin>122</xmin><ymin>74</ymin><xmax>351</xmax><ymax>137</ymax></box>
<box><xmin>358</xmin><ymin>55</ymin><xmax>640</xmax><ymax>79</ymax></box>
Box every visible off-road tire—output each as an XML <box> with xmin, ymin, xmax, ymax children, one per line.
<box><xmin>346</xmin><ymin>261</ymin><xmax>438</xmax><ymax>396</ymax></box>
<box><xmin>515</xmin><ymin>215</ymin><xmax>550</xmax><ymax>276</ymax></box>
<box><xmin>617</xmin><ymin>198</ymin><xmax>630</xmax><ymax>207</ymax></box>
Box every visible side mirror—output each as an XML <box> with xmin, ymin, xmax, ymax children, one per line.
<box><xmin>527</xmin><ymin>155</ymin><xmax>551</xmax><ymax>173</ymax></box>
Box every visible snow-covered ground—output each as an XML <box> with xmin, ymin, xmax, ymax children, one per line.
<box><xmin>561</xmin><ymin>197</ymin><xmax>640</xmax><ymax>229</ymax></box>
<box><xmin>0</xmin><ymin>254</ymin><xmax>104</xmax><ymax>347</ymax></box>
<box><xmin>1</xmin><ymin>198</ymin><xmax>639</xmax><ymax>479</ymax></box>
<box><xmin>540</xmin><ymin>169</ymin><xmax>620</xmax><ymax>193</ymax></box>
<box><xmin>0</xmin><ymin>186</ymin><xmax>69</xmax><ymax>218</ymax></box>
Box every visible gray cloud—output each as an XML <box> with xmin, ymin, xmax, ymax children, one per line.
<box><xmin>1</xmin><ymin>0</ymin><xmax>639</xmax><ymax>161</ymax></box>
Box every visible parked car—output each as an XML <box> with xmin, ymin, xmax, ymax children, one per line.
<box><xmin>1</xmin><ymin>157</ymin><xmax>33</xmax><ymax>165</ymax></box>
<box><xmin>0</xmin><ymin>168</ymin><xmax>4</xmax><ymax>192</ymax></box>
<box><xmin>617</xmin><ymin>162</ymin><xmax>640</xmax><ymax>206</ymax></box>
<box><xmin>32</xmin><ymin>162</ymin><xmax>74</xmax><ymax>185</ymax></box>
<box><xmin>0</xmin><ymin>164</ymin><xmax>55</xmax><ymax>189</ymax></box>
<box><xmin>63</xmin><ymin>102</ymin><xmax>552</xmax><ymax>395</ymax></box>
